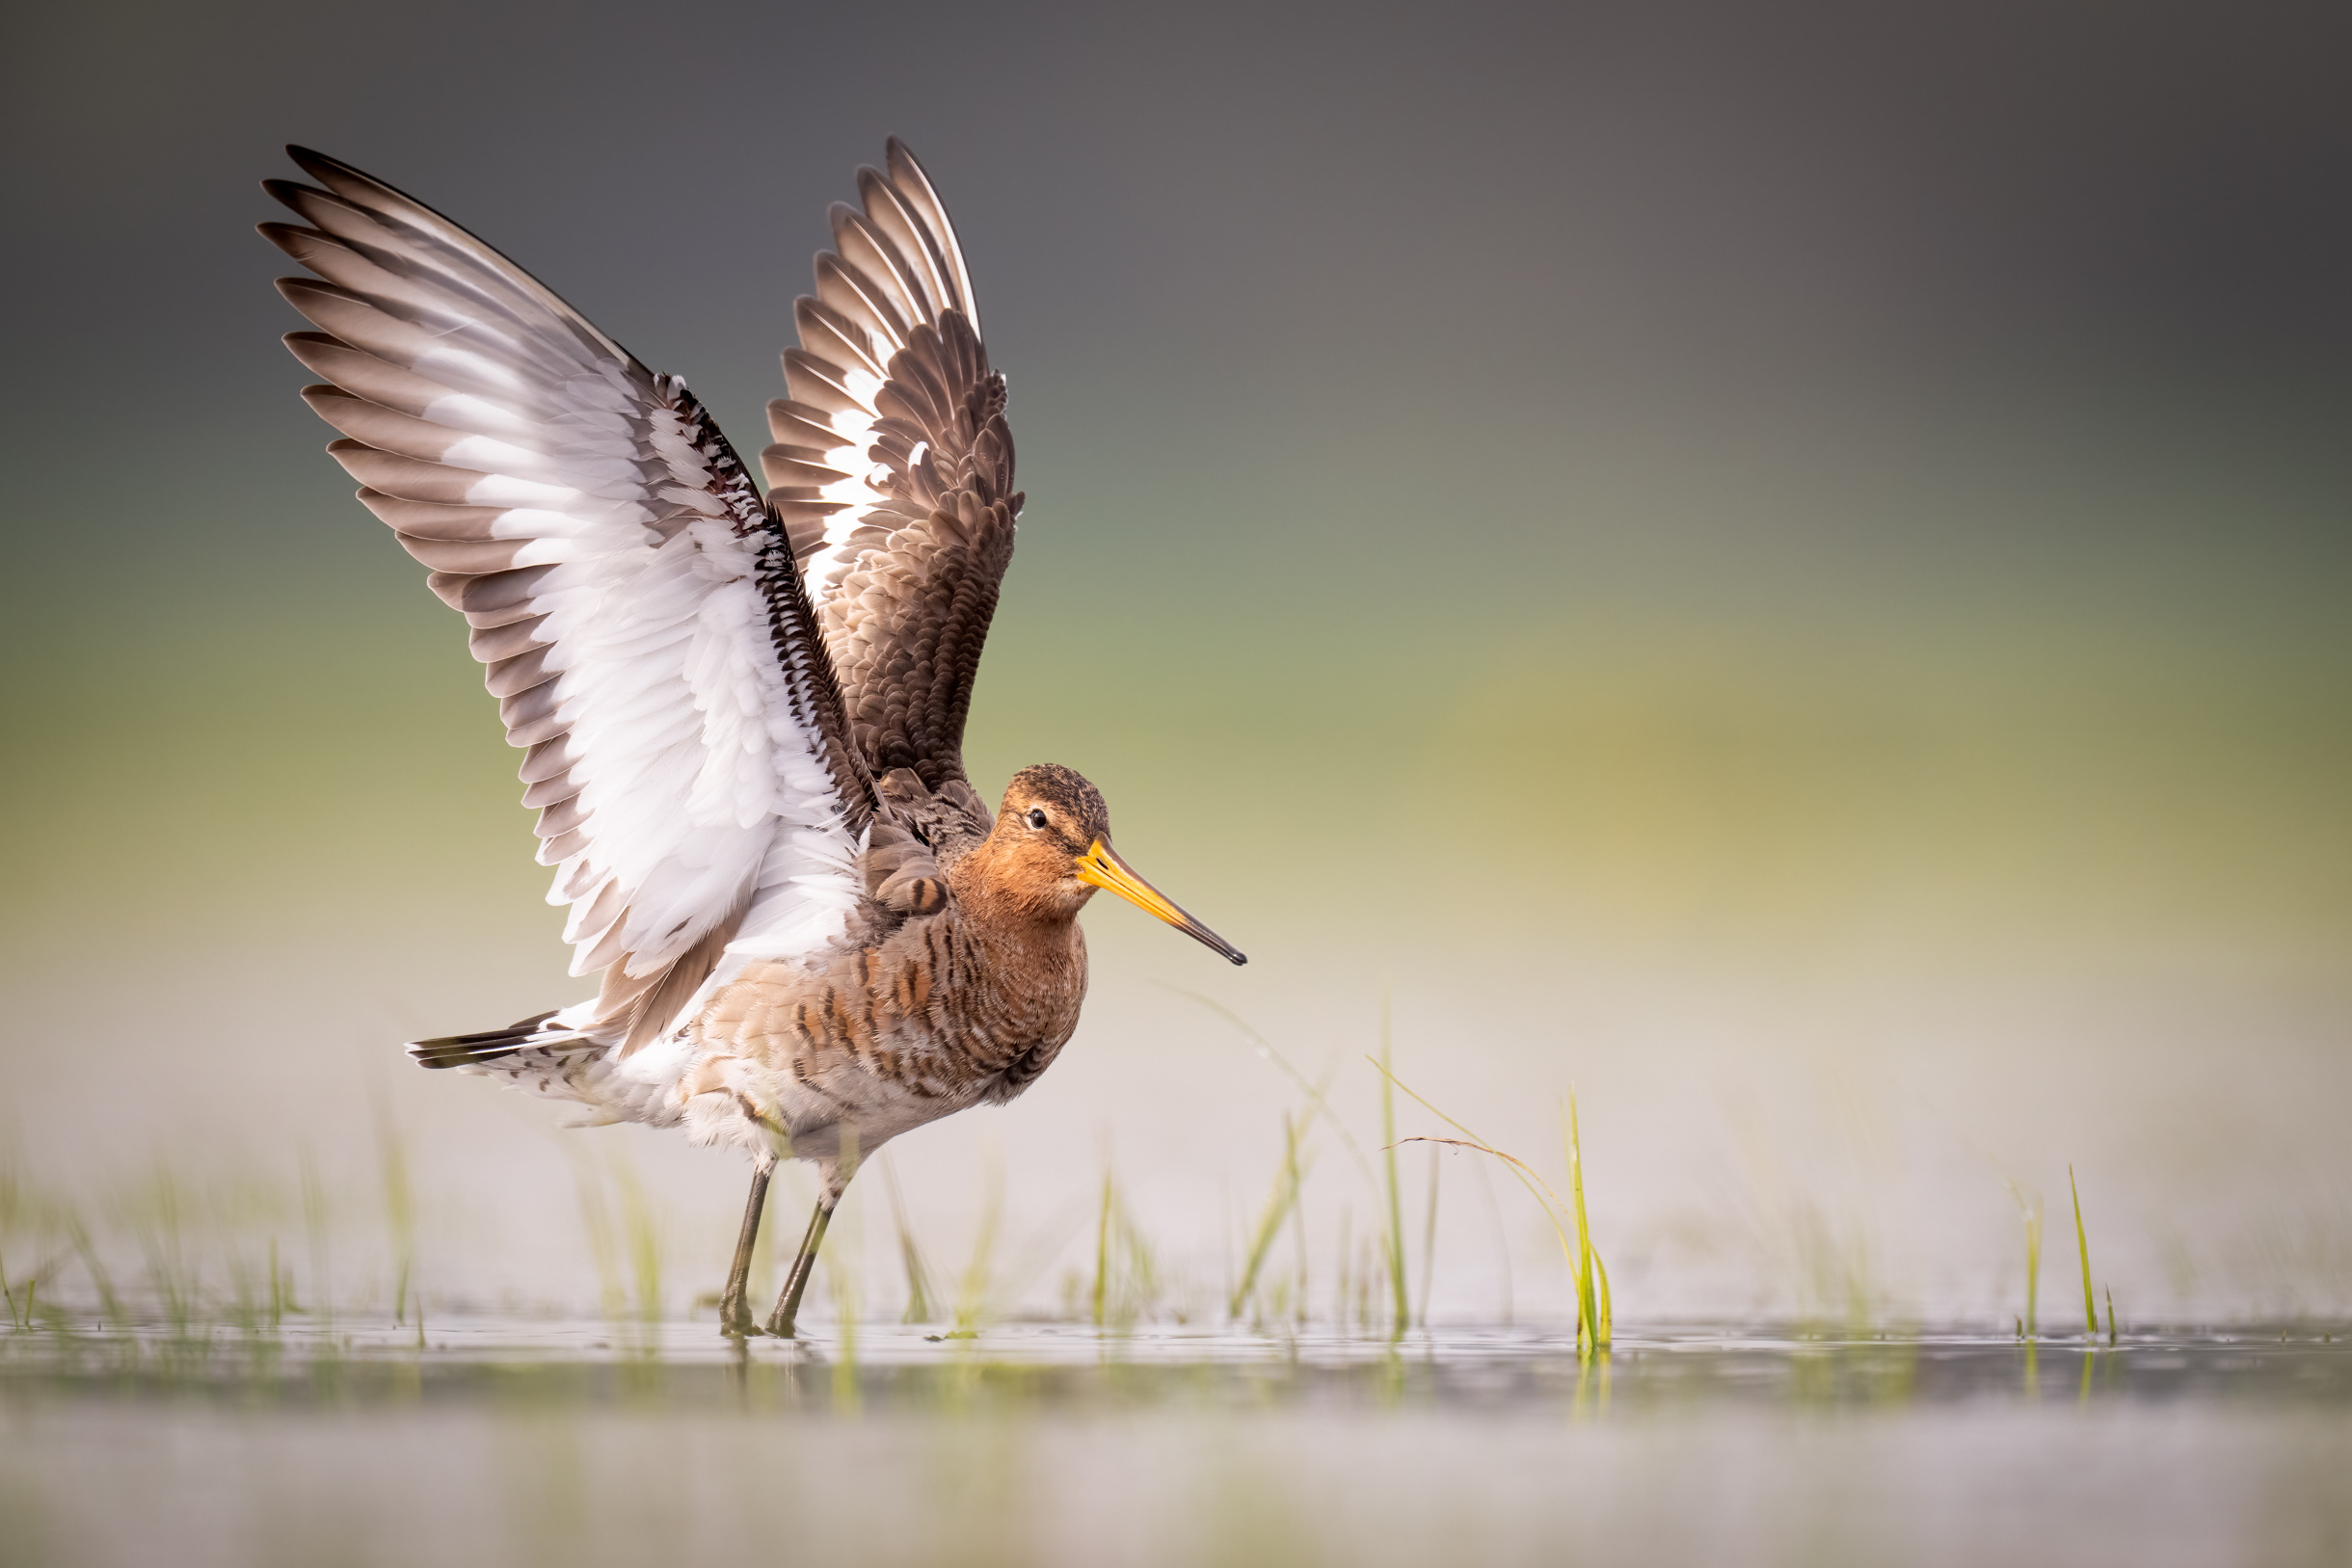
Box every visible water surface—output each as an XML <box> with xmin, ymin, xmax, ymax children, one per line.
<box><xmin>6</xmin><ymin>1318</ymin><xmax>2346</xmax><ymax>1566</ymax></box>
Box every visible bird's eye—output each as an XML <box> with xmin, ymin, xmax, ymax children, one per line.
<box><xmin>1026</xmin><ymin>809</ymin><xmax>1049</xmax><ymax>831</ymax></box>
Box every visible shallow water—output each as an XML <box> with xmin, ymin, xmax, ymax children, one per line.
<box><xmin>5</xmin><ymin>1318</ymin><xmax>2347</xmax><ymax>1566</ymax></box>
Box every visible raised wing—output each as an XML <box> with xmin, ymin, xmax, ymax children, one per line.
<box><xmin>762</xmin><ymin>139</ymin><xmax>1020</xmax><ymax>794</ymax></box>
<box><xmin>262</xmin><ymin>147</ymin><xmax>873</xmax><ymax>1050</ymax></box>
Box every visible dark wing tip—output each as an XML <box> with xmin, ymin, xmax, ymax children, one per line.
<box><xmin>283</xmin><ymin>146</ymin><xmax>355</xmax><ymax>189</ymax></box>
<box><xmin>284</xmin><ymin>146</ymin><xmax>418</xmax><ymax>214</ymax></box>
<box><xmin>285</xmin><ymin>146</ymin><xmax>376</xmax><ymax>199</ymax></box>
<box><xmin>259</xmin><ymin>177</ymin><xmax>320</xmax><ymax>212</ymax></box>
<box><xmin>883</xmin><ymin>137</ymin><xmax>935</xmax><ymax>190</ymax></box>
<box><xmin>255</xmin><ymin>220</ymin><xmax>324</xmax><ymax>257</ymax></box>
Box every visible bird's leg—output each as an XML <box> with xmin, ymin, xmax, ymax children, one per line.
<box><xmin>765</xmin><ymin>1164</ymin><xmax>851</xmax><ymax>1339</ymax></box>
<box><xmin>717</xmin><ymin>1160</ymin><xmax>772</xmax><ymax>1338</ymax></box>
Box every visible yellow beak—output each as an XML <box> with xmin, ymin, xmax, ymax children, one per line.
<box><xmin>1073</xmin><ymin>838</ymin><xmax>1246</xmax><ymax>966</ymax></box>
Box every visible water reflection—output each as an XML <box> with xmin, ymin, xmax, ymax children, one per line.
<box><xmin>4</xmin><ymin>1318</ymin><xmax>2345</xmax><ymax>1416</ymax></box>
<box><xmin>7</xmin><ymin>1319</ymin><xmax>2348</xmax><ymax>1568</ymax></box>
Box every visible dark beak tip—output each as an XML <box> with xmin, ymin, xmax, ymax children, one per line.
<box><xmin>1228</xmin><ymin>951</ymin><xmax>1248</xmax><ymax>967</ymax></box>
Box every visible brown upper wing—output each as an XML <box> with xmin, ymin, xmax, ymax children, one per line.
<box><xmin>762</xmin><ymin>140</ymin><xmax>1020</xmax><ymax>792</ymax></box>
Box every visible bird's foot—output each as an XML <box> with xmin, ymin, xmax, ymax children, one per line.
<box><xmin>718</xmin><ymin>1295</ymin><xmax>763</xmax><ymax>1339</ymax></box>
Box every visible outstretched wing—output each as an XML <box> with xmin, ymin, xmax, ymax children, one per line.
<box><xmin>763</xmin><ymin>139</ymin><xmax>1020</xmax><ymax>793</ymax></box>
<box><xmin>263</xmin><ymin>147</ymin><xmax>873</xmax><ymax>1050</ymax></box>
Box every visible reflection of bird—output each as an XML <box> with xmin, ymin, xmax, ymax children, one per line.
<box><xmin>262</xmin><ymin>141</ymin><xmax>1243</xmax><ymax>1337</ymax></box>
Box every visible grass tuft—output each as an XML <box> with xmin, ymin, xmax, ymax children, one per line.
<box><xmin>2003</xmin><ymin>1177</ymin><xmax>2043</xmax><ymax>1339</ymax></box>
<box><xmin>881</xmin><ymin>1154</ymin><xmax>937</xmax><ymax>1324</ymax></box>
<box><xmin>612</xmin><ymin>1156</ymin><xmax>662</xmax><ymax>1340</ymax></box>
<box><xmin>951</xmin><ymin>1157</ymin><xmax>1002</xmax><ymax>1336</ymax></box>
<box><xmin>301</xmin><ymin>1147</ymin><xmax>332</xmax><ymax>1331</ymax></box>
<box><xmin>1230</xmin><ymin>1115</ymin><xmax>1310</xmax><ymax>1321</ymax></box>
<box><xmin>1377</xmin><ymin>997</ymin><xmax>1409</xmax><ymax>1334</ymax></box>
<box><xmin>1371</xmin><ymin>1059</ymin><xmax>1612</xmax><ymax>1355</ymax></box>
<box><xmin>374</xmin><ymin>1103</ymin><xmax>416</xmax><ymax>1329</ymax></box>
<box><xmin>1093</xmin><ymin>1164</ymin><xmax>1113</xmax><ymax>1327</ymax></box>
<box><xmin>2070</xmin><ymin>1164</ymin><xmax>2098</xmax><ymax>1338</ymax></box>
<box><xmin>1563</xmin><ymin>1096</ymin><xmax>1609</xmax><ymax>1353</ymax></box>
<box><xmin>1086</xmin><ymin>1161</ymin><xmax>1160</xmax><ymax>1329</ymax></box>
<box><xmin>1416</xmin><ymin>1144</ymin><xmax>1440</xmax><ymax>1330</ymax></box>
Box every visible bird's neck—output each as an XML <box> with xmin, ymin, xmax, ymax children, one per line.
<box><xmin>947</xmin><ymin>837</ymin><xmax>1090</xmax><ymax>973</ymax></box>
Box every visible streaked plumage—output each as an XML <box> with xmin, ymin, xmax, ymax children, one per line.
<box><xmin>265</xmin><ymin>141</ymin><xmax>1242</xmax><ymax>1335</ymax></box>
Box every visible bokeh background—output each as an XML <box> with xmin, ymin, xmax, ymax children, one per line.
<box><xmin>4</xmin><ymin>0</ymin><xmax>2349</xmax><ymax>1327</ymax></box>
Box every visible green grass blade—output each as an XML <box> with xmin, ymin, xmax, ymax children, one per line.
<box><xmin>1415</xmin><ymin>1144</ymin><xmax>1440</xmax><ymax>1330</ymax></box>
<box><xmin>1378</xmin><ymin>998</ymin><xmax>1408</xmax><ymax>1334</ymax></box>
<box><xmin>1563</xmin><ymin>1096</ymin><xmax>1601</xmax><ymax>1353</ymax></box>
<box><xmin>2070</xmin><ymin>1164</ymin><xmax>2097</xmax><ymax>1337</ymax></box>
<box><xmin>2004</xmin><ymin>1177</ymin><xmax>2042</xmax><ymax>1339</ymax></box>
<box><xmin>1594</xmin><ymin>1243</ymin><xmax>1613</xmax><ymax>1345</ymax></box>
<box><xmin>880</xmin><ymin>1155</ymin><xmax>936</xmax><ymax>1324</ymax></box>
<box><xmin>1092</xmin><ymin>1165</ymin><xmax>1113</xmax><ymax>1328</ymax></box>
<box><xmin>374</xmin><ymin>1100</ymin><xmax>416</xmax><ymax>1328</ymax></box>
<box><xmin>2027</xmin><ymin>1208</ymin><xmax>2042</xmax><ymax>1337</ymax></box>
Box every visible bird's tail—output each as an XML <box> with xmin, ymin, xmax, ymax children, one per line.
<box><xmin>408</xmin><ymin>1007</ymin><xmax>599</xmax><ymax>1071</ymax></box>
<box><xmin>405</xmin><ymin>999</ymin><xmax>689</xmax><ymax>1129</ymax></box>
<box><xmin>405</xmin><ymin>1001</ymin><xmax>645</xmax><ymax>1123</ymax></box>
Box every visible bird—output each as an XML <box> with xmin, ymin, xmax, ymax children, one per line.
<box><xmin>260</xmin><ymin>140</ymin><xmax>1244</xmax><ymax>1338</ymax></box>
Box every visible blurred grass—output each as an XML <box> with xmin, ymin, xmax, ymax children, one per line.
<box><xmin>4</xmin><ymin>518</ymin><xmax>2351</xmax><ymax>1328</ymax></box>
<box><xmin>7</xmin><ymin>565</ymin><xmax>2348</xmax><ymax>964</ymax></box>
<box><xmin>0</xmin><ymin>592</ymin><xmax>546</xmax><ymax>934</ymax></box>
<box><xmin>1414</xmin><ymin>618</ymin><xmax>2352</xmax><ymax>946</ymax></box>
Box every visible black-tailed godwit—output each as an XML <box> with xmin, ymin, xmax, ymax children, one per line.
<box><xmin>263</xmin><ymin>141</ymin><xmax>1243</xmax><ymax>1337</ymax></box>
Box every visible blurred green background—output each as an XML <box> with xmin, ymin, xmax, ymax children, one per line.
<box><xmin>3</xmin><ymin>0</ymin><xmax>2349</xmax><ymax>1324</ymax></box>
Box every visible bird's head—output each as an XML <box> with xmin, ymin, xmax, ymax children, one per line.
<box><xmin>987</xmin><ymin>763</ymin><xmax>1245</xmax><ymax>965</ymax></box>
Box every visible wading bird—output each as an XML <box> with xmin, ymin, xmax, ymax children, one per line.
<box><xmin>262</xmin><ymin>141</ymin><xmax>1243</xmax><ymax>1337</ymax></box>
